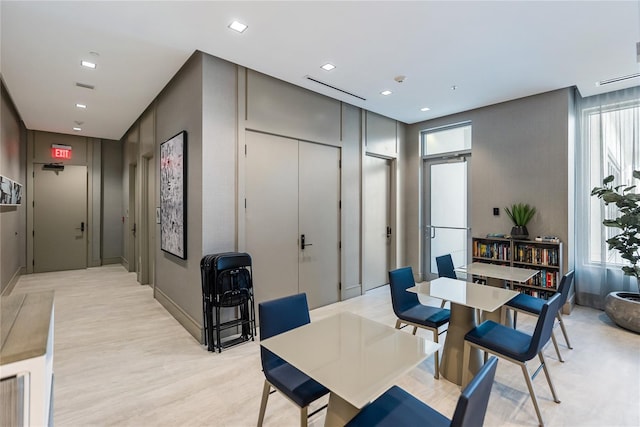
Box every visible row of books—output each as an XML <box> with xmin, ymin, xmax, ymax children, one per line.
<box><xmin>513</xmin><ymin>245</ymin><xmax>560</xmax><ymax>266</ymax></box>
<box><xmin>512</xmin><ymin>285</ymin><xmax>555</xmax><ymax>300</ymax></box>
<box><xmin>473</xmin><ymin>241</ymin><xmax>511</xmax><ymax>260</ymax></box>
<box><xmin>525</xmin><ymin>269</ymin><xmax>559</xmax><ymax>289</ymax></box>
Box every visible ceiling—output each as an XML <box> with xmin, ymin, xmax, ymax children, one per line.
<box><xmin>2</xmin><ymin>1</ymin><xmax>639</xmax><ymax>141</ymax></box>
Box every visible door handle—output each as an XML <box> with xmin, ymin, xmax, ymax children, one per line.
<box><xmin>132</xmin><ymin>223</ymin><xmax>137</xmax><ymax>236</ymax></box>
<box><xmin>386</xmin><ymin>226</ymin><xmax>392</xmax><ymax>238</ymax></box>
<box><xmin>301</xmin><ymin>234</ymin><xmax>313</xmax><ymax>250</ymax></box>
<box><xmin>75</xmin><ymin>222</ymin><xmax>85</xmax><ymax>232</ymax></box>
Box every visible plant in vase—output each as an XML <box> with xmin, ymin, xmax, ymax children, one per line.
<box><xmin>504</xmin><ymin>203</ymin><xmax>536</xmax><ymax>239</ymax></box>
<box><xmin>591</xmin><ymin>171</ymin><xmax>640</xmax><ymax>333</ymax></box>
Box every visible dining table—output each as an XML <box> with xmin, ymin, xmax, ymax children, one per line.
<box><xmin>408</xmin><ymin>278</ymin><xmax>519</xmax><ymax>386</ymax></box>
<box><xmin>455</xmin><ymin>262</ymin><xmax>539</xmax><ymax>325</ymax></box>
<box><xmin>260</xmin><ymin>311</ymin><xmax>442</xmax><ymax>426</ymax></box>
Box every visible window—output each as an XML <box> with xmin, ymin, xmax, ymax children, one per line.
<box><xmin>584</xmin><ymin>94</ymin><xmax>640</xmax><ymax>265</ymax></box>
<box><xmin>421</xmin><ymin>122</ymin><xmax>472</xmax><ymax>157</ymax></box>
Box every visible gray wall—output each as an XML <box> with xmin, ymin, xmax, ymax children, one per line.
<box><xmin>152</xmin><ymin>53</ymin><xmax>206</xmax><ymax>338</ymax></box>
<box><xmin>404</xmin><ymin>88</ymin><xmax>572</xmax><ymax>277</ymax></box>
<box><xmin>0</xmin><ymin>82</ymin><xmax>27</xmax><ymax>294</ymax></box>
<box><xmin>102</xmin><ymin>140</ymin><xmax>123</xmax><ymax>263</ymax></box>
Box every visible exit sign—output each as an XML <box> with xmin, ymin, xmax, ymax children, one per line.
<box><xmin>51</xmin><ymin>144</ymin><xmax>72</xmax><ymax>160</ymax></box>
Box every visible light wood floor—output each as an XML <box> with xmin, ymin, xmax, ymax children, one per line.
<box><xmin>12</xmin><ymin>265</ymin><xmax>640</xmax><ymax>427</ymax></box>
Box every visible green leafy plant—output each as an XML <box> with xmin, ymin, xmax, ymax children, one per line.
<box><xmin>591</xmin><ymin>171</ymin><xmax>640</xmax><ymax>288</ymax></box>
<box><xmin>504</xmin><ymin>203</ymin><xmax>537</xmax><ymax>226</ymax></box>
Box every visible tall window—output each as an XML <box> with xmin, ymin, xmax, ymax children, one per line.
<box><xmin>576</xmin><ymin>86</ymin><xmax>640</xmax><ymax>308</ymax></box>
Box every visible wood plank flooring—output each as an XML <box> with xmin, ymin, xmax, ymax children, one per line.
<box><xmin>11</xmin><ymin>265</ymin><xmax>640</xmax><ymax>426</ymax></box>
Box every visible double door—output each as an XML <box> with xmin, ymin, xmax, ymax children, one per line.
<box><xmin>245</xmin><ymin>131</ymin><xmax>340</xmax><ymax>310</ymax></box>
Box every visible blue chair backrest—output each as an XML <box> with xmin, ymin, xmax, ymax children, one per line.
<box><xmin>525</xmin><ymin>293</ymin><xmax>562</xmax><ymax>360</ymax></box>
<box><xmin>557</xmin><ymin>270</ymin><xmax>575</xmax><ymax>306</ymax></box>
<box><xmin>259</xmin><ymin>293</ymin><xmax>310</xmax><ymax>372</ymax></box>
<box><xmin>451</xmin><ymin>356</ymin><xmax>498</xmax><ymax>427</ymax></box>
<box><xmin>436</xmin><ymin>254</ymin><xmax>457</xmax><ymax>279</ymax></box>
<box><xmin>388</xmin><ymin>267</ymin><xmax>420</xmax><ymax>316</ymax></box>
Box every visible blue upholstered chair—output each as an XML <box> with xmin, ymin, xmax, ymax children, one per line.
<box><xmin>345</xmin><ymin>356</ymin><xmax>498</xmax><ymax>427</ymax></box>
<box><xmin>506</xmin><ymin>270</ymin><xmax>574</xmax><ymax>362</ymax></box>
<box><xmin>257</xmin><ymin>293</ymin><xmax>329</xmax><ymax>427</ymax></box>
<box><xmin>389</xmin><ymin>266</ymin><xmax>450</xmax><ymax>379</ymax></box>
<box><xmin>462</xmin><ymin>293</ymin><xmax>562</xmax><ymax>427</ymax></box>
<box><xmin>436</xmin><ymin>254</ymin><xmax>457</xmax><ymax>279</ymax></box>
<box><xmin>436</xmin><ymin>254</ymin><xmax>457</xmax><ymax>308</ymax></box>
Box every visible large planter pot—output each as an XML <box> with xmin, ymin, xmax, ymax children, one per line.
<box><xmin>604</xmin><ymin>291</ymin><xmax>640</xmax><ymax>333</ymax></box>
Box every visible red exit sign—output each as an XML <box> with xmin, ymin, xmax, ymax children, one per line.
<box><xmin>51</xmin><ymin>144</ymin><xmax>72</xmax><ymax>160</ymax></box>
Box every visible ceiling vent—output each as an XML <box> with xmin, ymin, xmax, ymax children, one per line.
<box><xmin>75</xmin><ymin>82</ymin><xmax>95</xmax><ymax>90</ymax></box>
<box><xmin>304</xmin><ymin>76</ymin><xmax>366</xmax><ymax>101</ymax></box>
<box><xmin>597</xmin><ymin>73</ymin><xmax>640</xmax><ymax>86</ymax></box>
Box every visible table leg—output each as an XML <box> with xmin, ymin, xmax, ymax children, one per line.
<box><xmin>324</xmin><ymin>392</ymin><xmax>359</xmax><ymax>427</ymax></box>
<box><xmin>481</xmin><ymin>278</ymin><xmax>514</xmax><ymax>327</ymax></box>
<box><xmin>439</xmin><ymin>303</ymin><xmax>482</xmax><ymax>386</ymax></box>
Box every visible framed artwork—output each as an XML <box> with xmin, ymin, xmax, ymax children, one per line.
<box><xmin>0</xmin><ymin>175</ymin><xmax>23</xmax><ymax>206</ymax></box>
<box><xmin>160</xmin><ymin>131</ymin><xmax>187</xmax><ymax>259</ymax></box>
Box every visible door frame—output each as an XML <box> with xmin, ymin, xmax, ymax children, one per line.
<box><xmin>421</xmin><ymin>153</ymin><xmax>472</xmax><ymax>281</ymax></box>
<box><xmin>362</xmin><ymin>152</ymin><xmax>397</xmax><ymax>290</ymax></box>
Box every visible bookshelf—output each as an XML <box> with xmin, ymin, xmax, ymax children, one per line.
<box><xmin>472</xmin><ymin>236</ymin><xmax>563</xmax><ymax>300</ymax></box>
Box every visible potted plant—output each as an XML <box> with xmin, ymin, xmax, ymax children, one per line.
<box><xmin>504</xmin><ymin>203</ymin><xmax>536</xmax><ymax>239</ymax></box>
<box><xmin>591</xmin><ymin>171</ymin><xmax>640</xmax><ymax>333</ymax></box>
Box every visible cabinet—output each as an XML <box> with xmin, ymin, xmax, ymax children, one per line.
<box><xmin>472</xmin><ymin>237</ymin><xmax>563</xmax><ymax>300</ymax></box>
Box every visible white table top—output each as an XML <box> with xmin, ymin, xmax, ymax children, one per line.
<box><xmin>260</xmin><ymin>311</ymin><xmax>441</xmax><ymax>409</ymax></box>
<box><xmin>456</xmin><ymin>262</ymin><xmax>539</xmax><ymax>283</ymax></box>
<box><xmin>409</xmin><ymin>277</ymin><xmax>519</xmax><ymax>312</ymax></box>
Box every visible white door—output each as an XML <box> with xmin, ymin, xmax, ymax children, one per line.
<box><xmin>33</xmin><ymin>164</ymin><xmax>87</xmax><ymax>272</ymax></box>
<box><xmin>363</xmin><ymin>155</ymin><xmax>391</xmax><ymax>290</ymax></box>
<box><xmin>423</xmin><ymin>158</ymin><xmax>470</xmax><ymax>278</ymax></box>
<box><xmin>298</xmin><ymin>142</ymin><xmax>340</xmax><ymax>308</ymax></box>
<box><xmin>245</xmin><ymin>131</ymin><xmax>340</xmax><ymax>310</ymax></box>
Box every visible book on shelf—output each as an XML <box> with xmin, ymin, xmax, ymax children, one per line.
<box><xmin>534</xmin><ymin>236</ymin><xmax>560</xmax><ymax>243</ymax></box>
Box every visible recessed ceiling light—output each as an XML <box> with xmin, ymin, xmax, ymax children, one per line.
<box><xmin>73</xmin><ymin>127</ymin><xmax>82</xmax><ymax>131</ymax></box>
<box><xmin>228</xmin><ymin>20</ymin><xmax>248</xmax><ymax>33</ymax></box>
<box><xmin>451</xmin><ymin>85</ymin><xmax>458</xmax><ymax>90</ymax></box>
<box><xmin>420</xmin><ymin>107</ymin><xmax>431</xmax><ymax>112</ymax></box>
<box><xmin>81</xmin><ymin>60</ymin><xmax>96</xmax><ymax>69</ymax></box>
<box><xmin>321</xmin><ymin>63</ymin><xmax>336</xmax><ymax>71</ymax></box>
<box><xmin>380</xmin><ymin>90</ymin><xmax>392</xmax><ymax>96</ymax></box>
<box><xmin>76</xmin><ymin>103</ymin><xmax>87</xmax><ymax>109</ymax></box>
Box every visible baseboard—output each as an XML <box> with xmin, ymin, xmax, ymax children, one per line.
<box><xmin>121</xmin><ymin>257</ymin><xmax>129</xmax><ymax>270</ymax></box>
<box><xmin>154</xmin><ymin>286</ymin><xmax>203</xmax><ymax>344</ymax></box>
<box><xmin>102</xmin><ymin>257</ymin><xmax>121</xmax><ymax>266</ymax></box>
<box><xmin>2</xmin><ymin>266</ymin><xmax>25</xmax><ymax>296</ymax></box>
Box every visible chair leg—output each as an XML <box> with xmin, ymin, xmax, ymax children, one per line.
<box><xmin>412</xmin><ymin>326</ymin><xmax>418</xmax><ymax>335</ymax></box>
<box><xmin>513</xmin><ymin>310</ymin><xmax>518</xmax><ymax>328</ymax></box>
<box><xmin>556</xmin><ymin>313</ymin><xmax>573</xmax><ymax>349</ymax></box>
<box><xmin>257</xmin><ymin>380</ymin><xmax>271</xmax><ymax>427</ymax></box>
<box><xmin>395</xmin><ymin>319</ymin><xmax>402</xmax><ymax>329</ymax></box>
<box><xmin>299</xmin><ymin>406</ymin><xmax>308</xmax><ymax>427</ymax></box>
<box><xmin>440</xmin><ymin>299</ymin><xmax>446</xmax><ymax>309</ymax></box>
<box><xmin>519</xmin><ymin>361</ymin><xmax>545</xmax><ymax>427</ymax></box>
<box><xmin>550</xmin><ymin>331</ymin><xmax>564</xmax><ymax>362</ymax></box>
<box><xmin>432</xmin><ymin>329</ymin><xmax>440</xmax><ymax>379</ymax></box>
<box><xmin>538</xmin><ymin>352</ymin><xmax>561</xmax><ymax>404</ymax></box>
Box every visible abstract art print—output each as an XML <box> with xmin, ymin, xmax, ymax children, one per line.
<box><xmin>160</xmin><ymin>131</ymin><xmax>187</xmax><ymax>259</ymax></box>
<box><xmin>0</xmin><ymin>175</ymin><xmax>23</xmax><ymax>206</ymax></box>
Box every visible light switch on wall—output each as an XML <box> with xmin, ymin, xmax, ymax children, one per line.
<box><xmin>493</xmin><ymin>207</ymin><xmax>500</xmax><ymax>216</ymax></box>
